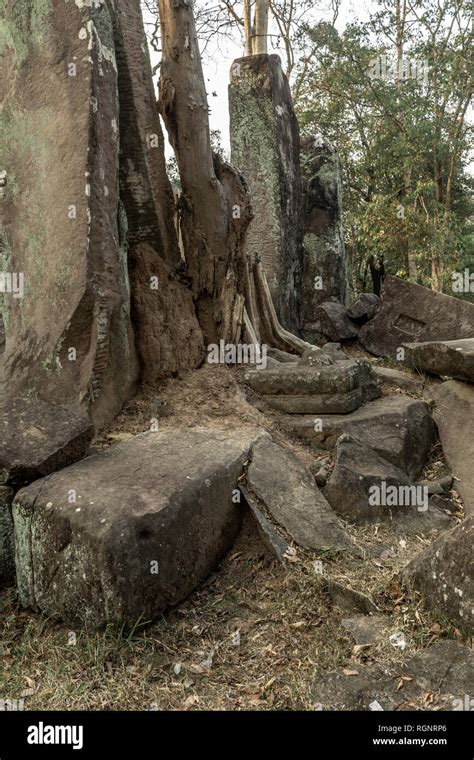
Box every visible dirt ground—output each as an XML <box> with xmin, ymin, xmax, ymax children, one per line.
<box><xmin>0</xmin><ymin>358</ymin><xmax>469</xmax><ymax>711</ymax></box>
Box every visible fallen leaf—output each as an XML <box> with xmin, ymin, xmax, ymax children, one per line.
<box><xmin>290</xmin><ymin>621</ymin><xmax>305</xmax><ymax>629</ymax></box>
<box><xmin>353</xmin><ymin>644</ymin><xmax>372</xmax><ymax>655</ymax></box>
<box><xmin>396</xmin><ymin>676</ymin><xmax>413</xmax><ymax>691</ymax></box>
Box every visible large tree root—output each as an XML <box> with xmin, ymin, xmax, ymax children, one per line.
<box><xmin>244</xmin><ymin>261</ymin><xmax>313</xmax><ymax>355</ymax></box>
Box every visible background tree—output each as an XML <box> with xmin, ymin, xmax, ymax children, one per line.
<box><xmin>295</xmin><ymin>0</ymin><xmax>473</xmax><ymax>294</ymax></box>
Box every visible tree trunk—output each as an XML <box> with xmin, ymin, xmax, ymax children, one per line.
<box><xmin>243</xmin><ymin>0</ymin><xmax>252</xmax><ymax>56</ymax></box>
<box><xmin>253</xmin><ymin>0</ymin><xmax>269</xmax><ymax>54</ymax></box>
<box><xmin>369</xmin><ymin>255</ymin><xmax>385</xmax><ymax>296</ymax></box>
<box><xmin>158</xmin><ymin>0</ymin><xmax>252</xmax><ymax>345</ymax></box>
<box><xmin>158</xmin><ymin>0</ymin><xmax>311</xmax><ymax>356</ymax></box>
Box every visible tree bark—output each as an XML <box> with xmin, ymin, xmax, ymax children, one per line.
<box><xmin>369</xmin><ymin>255</ymin><xmax>385</xmax><ymax>296</ymax></box>
<box><xmin>243</xmin><ymin>0</ymin><xmax>252</xmax><ymax>56</ymax></box>
<box><xmin>158</xmin><ymin>0</ymin><xmax>311</xmax><ymax>357</ymax></box>
<box><xmin>158</xmin><ymin>0</ymin><xmax>252</xmax><ymax>345</ymax></box>
<box><xmin>253</xmin><ymin>0</ymin><xmax>269</xmax><ymax>54</ymax></box>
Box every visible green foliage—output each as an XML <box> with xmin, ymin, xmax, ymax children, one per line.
<box><xmin>294</xmin><ymin>0</ymin><xmax>473</xmax><ymax>296</ymax></box>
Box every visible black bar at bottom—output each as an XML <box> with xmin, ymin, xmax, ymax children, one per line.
<box><xmin>0</xmin><ymin>710</ymin><xmax>472</xmax><ymax>757</ymax></box>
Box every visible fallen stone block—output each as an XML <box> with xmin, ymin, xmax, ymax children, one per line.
<box><xmin>401</xmin><ymin>517</ymin><xmax>473</xmax><ymax>635</ymax></box>
<box><xmin>313</xmin><ymin>302</ymin><xmax>359</xmax><ymax>342</ymax></box>
<box><xmin>299</xmin><ymin>343</ymin><xmax>348</xmax><ymax>366</ymax></box>
<box><xmin>312</xmin><ymin>640</ymin><xmax>473</xmax><ymax>710</ymax></box>
<box><xmin>0</xmin><ymin>486</ymin><xmax>14</xmax><ymax>586</ymax></box>
<box><xmin>323</xmin><ymin>435</ymin><xmax>451</xmax><ymax>532</ymax></box>
<box><xmin>341</xmin><ymin>614</ymin><xmax>388</xmax><ymax>645</ymax></box>
<box><xmin>432</xmin><ymin>380</ymin><xmax>474</xmax><ymax>514</ymax></box>
<box><xmin>346</xmin><ymin>293</ymin><xmax>380</xmax><ymax>324</ymax></box>
<box><xmin>429</xmin><ymin>493</ymin><xmax>460</xmax><ymax>515</ymax></box>
<box><xmin>285</xmin><ymin>395</ymin><xmax>437</xmax><ymax>479</ymax></box>
<box><xmin>325</xmin><ymin>579</ymin><xmax>379</xmax><ymax>614</ymax></box>
<box><xmin>403</xmin><ymin>338</ymin><xmax>474</xmax><ymax>383</ymax></box>
<box><xmin>359</xmin><ymin>276</ymin><xmax>474</xmax><ymax>359</ymax></box>
<box><xmin>299</xmin><ymin>346</ymin><xmax>335</xmax><ymax>367</ymax></box>
<box><xmin>13</xmin><ymin>428</ymin><xmax>264</xmax><ymax>628</ymax></box>
<box><xmin>261</xmin><ymin>387</ymin><xmax>370</xmax><ymax>414</ymax></box>
<box><xmin>239</xmin><ymin>486</ymin><xmax>290</xmax><ymax>563</ymax></box>
<box><xmin>374</xmin><ymin>366</ymin><xmax>425</xmax><ymax>393</ymax></box>
<box><xmin>0</xmin><ymin>398</ymin><xmax>93</xmax><ymax>487</ymax></box>
<box><xmin>416</xmin><ymin>476</ymin><xmax>453</xmax><ymax>496</ymax></box>
<box><xmin>246</xmin><ymin>438</ymin><xmax>358</xmax><ymax>553</ymax></box>
<box><xmin>244</xmin><ymin>359</ymin><xmax>380</xmax><ymax>402</ymax></box>
<box><xmin>320</xmin><ymin>342</ymin><xmax>349</xmax><ymax>361</ymax></box>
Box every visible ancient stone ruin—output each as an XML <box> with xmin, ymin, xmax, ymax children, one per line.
<box><xmin>0</xmin><ymin>0</ymin><xmax>473</xmax><ymax>720</ymax></box>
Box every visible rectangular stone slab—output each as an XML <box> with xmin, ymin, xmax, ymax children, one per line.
<box><xmin>323</xmin><ymin>434</ymin><xmax>450</xmax><ymax>533</ymax></box>
<box><xmin>246</xmin><ymin>438</ymin><xmax>358</xmax><ymax>553</ymax></box>
<box><xmin>359</xmin><ymin>277</ymin><xmax>474</xmax><ymax>359</ymax></box>
<box><xmin>0</xmin><ymin>398</ymin><xmax>93</xmax><ymax>487</ymax></box>
<box><xmin>432</xmin><ymin>380</ymin><xmax>474</xmax><ymax>514</ymax></box>
<box><xmin>13</xmin><ymin>428</ymin><xmax>266</xmax><ymax>628</ymax></box>
<box><xmin>261</xmin><ymin>388</ymin><xmax>366</xmax><ymax>414</ymax></box>
<box><xmin>284</xmin><ymin>395</ymin><xmax>437</xmax><ymax>480</ymax></box>
<box><xmin>244</xmin><ymin>359</ymin><xmax>378</xmax><ymax>396</ymax></box>
<box><xmin>403</xmin><ymin>338</ymin><xmax>474</xmax><ymax>383</ymax></box>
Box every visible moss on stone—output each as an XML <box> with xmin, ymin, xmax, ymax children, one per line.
<box><xmin>0</xmin><ymin>0</ymin><xmax>51</xmax><ymax>68</ymax></box>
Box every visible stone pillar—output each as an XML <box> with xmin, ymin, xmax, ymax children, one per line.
<box><xmin>301</xmin><ymin>134</ymin><xmax>349</xmax><ymax>342</ymax></box>
<box><xmin>229</xmin><ymin>54</ymin><xmax>303</xmax><ymax>334</ymax></box>
<box><xmin>0</xmin><ymin>0</ymin><xmax>203</xmax><ymax>424</ymax></box>
<box><xmin>0</xmin><ymin>0</ymin><xmax>139</xmax><ymax>427</ymax></box>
